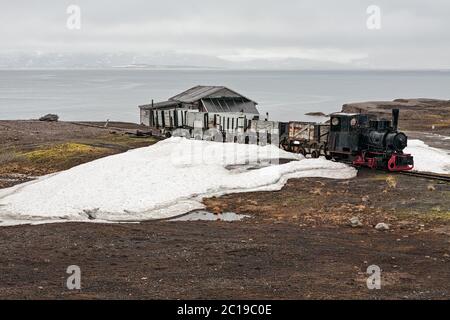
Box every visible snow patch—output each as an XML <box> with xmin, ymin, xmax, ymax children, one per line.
<box><xmin>0</xmin><ymin>138</ymin><xmax>356</xmax><ymax>226</ymax></box>
<box><xmin>405</xmin><ymin>139</ymin><xmax>450</xmax><ymax>174</ymax></box>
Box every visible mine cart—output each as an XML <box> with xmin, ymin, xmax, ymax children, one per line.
<box><xmin>280</xmin><ymin>121</ymin><xmax>331</xmax><ymax>158</ymax></box>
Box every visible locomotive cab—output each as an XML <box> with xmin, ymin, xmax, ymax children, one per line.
<box><xmin>328</xmin><ymin>113</ymin><xmax>373</xmax><ymax>157</ymax></box>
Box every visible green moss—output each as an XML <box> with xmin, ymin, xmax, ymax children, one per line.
<box><xmin>425</xmin><ymin>211</ymin><xmax>450</xmax><ymax>221</ymax></box>
<box><xmin>369</xmin><ymin>174</ymin><xmax>390</xmax><ymax>181</ymax></box>
<box><xmin>78</xmin><ymin>134</ymin><xmax>158</xmax><ymax>149</ymax></box>
<box><xmin>21</xmin><ymin>143</ymin><xmax>109</xmax><ymax>162</ymax></box>
<box><xmin>394</xmin><ymin>207</ymin><xmax>450</xmax><ymax>222</ymax></box>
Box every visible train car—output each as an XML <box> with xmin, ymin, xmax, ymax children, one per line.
<box><xmin>279</xmin><ymin>122</ymin><xmax>330</xmax><ymax>158</ymax></box>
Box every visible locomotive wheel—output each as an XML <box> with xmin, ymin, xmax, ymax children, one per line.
<box><xmin>309</xmin><ymin>143</ymin><xmax>318</xmax><ymax>152</ymax></box>
<box><xmin>321</xmin><ymin>144</ymin><xmax>332</xmax><ymax>160</ymax></box>
<box><xmin>298</xmin><ymin>147</ymin><xmax>306</xmax><ymax>156</ymax></box>
<box><xmin>311</xmin><ymin>150</ymin><xmax>320</xmax><ymax>158</ymax></box>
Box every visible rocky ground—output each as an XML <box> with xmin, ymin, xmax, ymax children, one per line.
<box><xmin>0</xmin><ymin>116</ymin><xmax>449</xmax><ymax>299</ymax></box>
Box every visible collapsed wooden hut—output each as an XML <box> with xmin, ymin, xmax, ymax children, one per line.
<box><xmin>138</xmin><ymin>85</ymin><xmax>260</xmax><ymax>130</ymax></box>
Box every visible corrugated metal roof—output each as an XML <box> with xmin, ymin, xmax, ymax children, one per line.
<box><xmin>169</xmin><ymin>86</ymin><xmax>224</xmax><ymax>103</ymax></box>
<box><xmin>330</xmin><ymin>112</ymin><xmax>361</xmax><ymax>116</ymax></box>
<box><xmin>139</xmin><ymin>100</ymin><xmax>180</xmax><ymax>110</ymax></box>
<box><xmin>169</xmin><ymin>85</ymin><xmax>257</xmax><ymax>104</ymax></box>
<box><xmin>201</xmin><ymin>98</ymin><xmax>259</xmax><ymax>114</ymax></box>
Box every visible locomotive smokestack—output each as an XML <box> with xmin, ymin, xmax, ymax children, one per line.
<box><xmin>392</xmin><ymin>109</ymin><xmax>399</xmax><ymax>131</ymax></box>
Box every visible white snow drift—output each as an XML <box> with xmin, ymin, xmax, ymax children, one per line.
<box><xmin>0</xmin><ymin>138</ymin><xmax>355</xmax><ymax>226</ymax></box>
<box><xmin>405</xmin><ymin>139</ymin><xmax>450</xmax><ymax>174</ymax></box>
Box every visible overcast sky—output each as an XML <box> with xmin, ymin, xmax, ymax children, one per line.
<box><xmin>1</xmin><ymin>0</ymin><xmax>449</xmax><ymax>69</ymax></box>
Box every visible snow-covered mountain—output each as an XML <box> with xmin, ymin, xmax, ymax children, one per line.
<box><xmin>0</xmin><ymin>52</ymin><xmax>356</xmax><ymax>70</ymax></box>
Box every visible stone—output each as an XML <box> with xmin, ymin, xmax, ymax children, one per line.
<box><xmin>39</xmin><ymin>114</ymin><xmax>59</xmax><ymax>122</ymax></box>
<box><xmin>375</xmin><ymin>223</ymin><xmax>390</xmax><ymax>231</ymax></box>
<box><xmin>305</xmin><ymin>112</ymin><xmax>327</xmax><ymax>117</ymax></box>
<box><xmin>349</xmin><ymin>217</ymin><xmax>363</xmax><ymax>228</ymax></box>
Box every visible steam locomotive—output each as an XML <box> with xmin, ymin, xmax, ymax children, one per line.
<box><xmin>158</xmin><ymin>108</ymin><xmax>414</xmax><ymax>172</ymax></box>
<box><xmin>282</xmin><ymin>109</ymin><xmax>414</xmax><ymax>171</ymax></box>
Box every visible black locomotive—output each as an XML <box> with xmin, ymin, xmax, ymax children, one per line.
<box><xmin>280</xmin><ymin>109</ymin><xmax>414</xmax><ymax>171</ymax></box>
<box><xmin>326</xmin><ymin>109</ymin><xmax>413</xmax><ymax>171</ymax></box>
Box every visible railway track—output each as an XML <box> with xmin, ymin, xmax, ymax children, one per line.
<box><xmin>349</xmin><ymin>162</ymin><xmax>449</xmax><ymax>182</ymax></box>
<box><xmin>397</xmin><ymin>170</ymin><xmax>450</xmax><ymax>182</ymax></box>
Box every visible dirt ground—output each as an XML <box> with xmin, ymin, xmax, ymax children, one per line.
<box><xmin>0</xmin><ymin>120</ymin><xmax>449</xmax><ymax>299</ymax></box>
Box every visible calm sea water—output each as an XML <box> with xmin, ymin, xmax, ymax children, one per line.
<box><xmin>0</xmin><ymin>69</ymin><xmax>449</xmax><ymax>123</ymax></box>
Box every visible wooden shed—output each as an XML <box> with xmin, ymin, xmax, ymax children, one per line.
<box><xmin>139</xmin><ymin>85</ymin><xmax>260</xmax><ymax>127</ymax></box>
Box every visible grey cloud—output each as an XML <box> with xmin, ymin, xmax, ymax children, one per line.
<box><xmin>0</xmin><ymin>0</ymin><xmax>449</xmax><ymax>69</ymax></box>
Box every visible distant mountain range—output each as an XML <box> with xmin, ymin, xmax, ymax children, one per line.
<box><xmin>0</xmin><ymin>52</ymin><xmax>358</xmax><ymax>70</ymax></box>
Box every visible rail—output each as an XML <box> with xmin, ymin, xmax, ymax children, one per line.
<box><xmin>397</xmin><ymin>171</ymin><xmax>450</xmax><ymax>182</ymax></box>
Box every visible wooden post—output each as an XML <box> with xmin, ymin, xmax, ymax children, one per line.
<box><xmin>151</xmin><ymin>100</ymin><xmax>154</xmax><ymax>127</ymax></box>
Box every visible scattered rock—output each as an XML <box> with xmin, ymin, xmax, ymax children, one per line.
<box><xmin>375</xmin><ymin>223</ymin><xmax>390</xmax><ymax>231</ymax></box>
<box><xmin>362</xmin><ymin>195</ymin><xmax>370</xmax><ymax>203</ymax></box>
<box><xmin>349</xmin><ymin>217</ymin><xmax>363</xmax><ymax>228</ymax></box>
<box><xmin>39</xmin><ymin>114</ymin><xmax>59</xmax><ymax>122</ymax></box>
<box><xmin>427</xmin><ymin>184</ymin><xmax>436</xmax><ymax>191</ymax></box>
<box><xmin>433</xmin><ymin>226</ymin><xmax>450</xmax><ymax>236</ymax></box>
